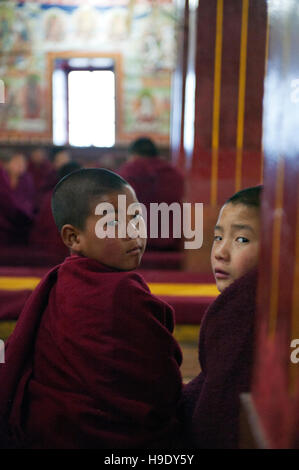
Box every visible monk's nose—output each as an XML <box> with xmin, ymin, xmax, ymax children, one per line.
<box><xmin>127</xmin><ymin>219</ymin><xmax>139</xmax><ymax>239</ymax></box>
<box><xmin>214</xmin><ymin>241</ymin><xmax>230</xmax><ymax>261</ymax></box>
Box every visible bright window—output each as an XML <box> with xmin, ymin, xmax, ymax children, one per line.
<box><xmin>68</xmin><ymin>70</ymin><xmax>115</xmax><ymax>147</ymax></box>
<box><xmin>52</xmin><ymin>58</ymin><xmax>116</xmax><ymax>147</ymax></box>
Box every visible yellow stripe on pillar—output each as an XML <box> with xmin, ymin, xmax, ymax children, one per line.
<box><xmin>211</xmin><ymin>0</ymin><xmax>223</xmax><ymax>207</ymax></box>
<box><xmin>235</xmin><ymin>0</ymin><xmax>249</xmax><ymax>192</ymax></box>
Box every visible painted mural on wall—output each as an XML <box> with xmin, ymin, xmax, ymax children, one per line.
<box><xmin>0</xmin><ymin>0</ymin><xmax>177</xmax><ymax>144</ymax></box>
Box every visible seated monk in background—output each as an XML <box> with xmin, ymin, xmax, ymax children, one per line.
<box><xmin>51</xmin><ymin>146</ymin><xmax>72</xmax><ymax>172</ymax></box>
<box><xmin>180</xmin><ymin>186</ymin><xmax>262</xmax><ymax>449</ymax></box>
<box><xmin>117</xmin><ymin>137</ymin><xmax>184</xmax><ymax>251</ymax></box>
<box><xmin>29</xmin><ymin>161</ymin><xmax>81</xmax><ymax>258</ymax></box>
<box><xmin>28</xmin><ymin>147</ymin><xmax>57</xmax><ymax>205</ymax></box>
<box><xmin>0</xmin><ymin>149</ymin><xmax>35</xmax><ymax>245</ymax></box>
<box><xmin>0</xmin><ymin>168</ymin><xmax>183</xmax><ymax>449</ymax></box>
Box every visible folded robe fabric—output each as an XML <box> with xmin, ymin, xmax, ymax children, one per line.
<box><xmin>179</xmin><ymin>268</ymin><xmax>258</xmax><ymax>449</ymax></box>
<box><xmin>0</xmin><ymin>255</ymin><xmax>183</xmax><ymax>449</ymax></box>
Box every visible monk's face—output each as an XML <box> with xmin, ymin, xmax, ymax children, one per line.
<box><xmin>30</xmin><ymin>148</ymin><xmax>47</xmax><ymax>165</ymax></box>
<box><xmin>211</xmin><ymin>202</ymin><xmax>260</xmax><ymax>292</ymax></box>
<box><xmin>6</xmin><ymin>153</ymin><xmax>27</xmax><ymax>177</ymax></box>
<box><xmin>53</xmin><ymin>151</ymin><xmax>71</xmax><ymax>170</ymax></box>
<box><xmin>77</xmin><ymin>185</ymin><xmax>147</xmax><ymax>271</ymax></box>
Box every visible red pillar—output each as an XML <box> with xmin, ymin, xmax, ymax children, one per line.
<box><xmin>171</xmin><ymin>0</ymin><xmax>267</xmax><ymax>272</ymax></box>
<box><xmin>249</xmin><ymin>0</ymin><xmax>299</xmax><ymax>448</ymax></box>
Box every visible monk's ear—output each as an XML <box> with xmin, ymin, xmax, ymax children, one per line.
<box><xmin>61</xmin><ymin>224</ymin><xmax>82</xmax><ymax>252</ymax></box>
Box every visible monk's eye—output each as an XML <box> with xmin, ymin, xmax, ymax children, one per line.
<box><xmin>236</xmin><ymin>236</ymin><xmax>249</xmax><ymax>243</ymax></box>
<box><xmin>214</xmin><ymin>235</ymin><xmax>222</xmax><ymax>242</ymax></box>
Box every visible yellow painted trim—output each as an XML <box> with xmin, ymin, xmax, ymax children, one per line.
<box><xmin>0</xmin><ymin>277</ymin><xmax>40</xmax><ymax>291</ymax></box>
<box><xmin>0</xmin><ymin>321</ymin><xmax>17</xmax><ymax>341</ymax></box>
<box><xmin>0</xmin><ymin>277</ymin><xmax>219</xmax><ymax>298</ymax></box>
<box><xmin>174</xmin><ymin>324</ymin><xmax>201</xmax><ymax>343</ymax></box>
<box><xmin>268</xmin><ymin>156</ymin><xmax>285</xmax><ymax>336</ymax></box>
<box><xmin>149</xmin><ymin>283</ymin><xmax>219</xmax><ymax>297</ymax></box>
<box><xmin>211</xmin><ymin>0</ymin><xmax>223</xmax><ymax>207</ymax></box>
<box><xmin>235</xmin><ymin>0</ymin><xmax>249</xmax><ymax>192</ymax></box>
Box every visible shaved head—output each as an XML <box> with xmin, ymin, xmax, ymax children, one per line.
<box><xmin>51</xmin><ymin>168</ymin><xmax>129</xmax><ymax>232</ymax></box>
<box><xmin>225</xmin><ymin>185</ymin><xmax>263</xmax><ymax>209</ymax></box>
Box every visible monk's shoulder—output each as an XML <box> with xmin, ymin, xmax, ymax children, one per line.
<box><xmin>199</xmin><ymin>268</ymin><xmax>258</xmax><ymax>351</ymax></box>
<box><xmin>204</xmin><ymin>268</ymin><xmax>257</xmax><ymax>323</ymax></box>
<box><xmin>57</xmin><ymin>259</ymin><xmax>150</xmax><ymax>299</ymax></box>
<box><xmin>113</xmin><ymin>271</ymin><xmax>172</xmax><ymax>313</ymax></box>
<box><xmin>113</xmin><ymin>271</ymin><xmax>174</xmax><ymax>315</ymax></box>
<box><xmin>112</xmin><ymin>271</ymin><xmax>151</xmax><ymax>297</ymax></box>
<box><xmin>112</xmin><ymin>271</ymin><xmax>175</xmax><ymax>332</ymax></box>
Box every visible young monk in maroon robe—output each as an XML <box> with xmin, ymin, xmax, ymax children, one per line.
<box><xmin>180</xmin><ymin>186</ymin><xmax>262</xmax><ymax>449</ymax></box>
<box><xmin>0</xmin><ymin>168</ymin><xmax>182</xmax><ymax>449</ymax></box>
<box><xmin>117</xmin><ymin>137</ymin><xmax>184</xmax><ymax>251</ymax></box>
<box><xmin>11</xmin><ymin>154</ymin><xmax>36</xmax><ymax>217</ymax></box>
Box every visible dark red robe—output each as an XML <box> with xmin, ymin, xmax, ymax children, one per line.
<box><xmin>117</xmin><ymin>158</ymin><xmax>184</xmax><ymax>251</ymax></box>
<box><xmin>0</xmin><ymin>168</ymin><xmax>34</xmax><ymax>245</ymax></box>
<box><xmin>28</xmin><ymin>190</ymin><xmax>69</xmax><ymax>258</ymax></box>
<box><xmin>27</xmin><ymin>159</ymin><xmax>57</xmax><ymax>206</ymax></box>
<box><xmin>179</xmin><ymin>269</ymin><xmax>258</xmax><ymax>449</ymax></box>
<box><xmin>13</xmin><ymin>171</ymin><xmax>36</xmax><ymax>217</ymax></box>
<box><xmin>0</xmin><ymin>255</ymin><xmax>182</xmax><ymax>449</ymax></box>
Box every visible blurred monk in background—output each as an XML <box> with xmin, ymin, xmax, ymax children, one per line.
<box><xmin>0</xmin><ymin>149</ymin><xmax>35</xmax><ymax>245</ymax></box>
<box><xmin>28</xmin><ymin>147</ymin><xmax>57</xmax><ymax>205</ymax></box>
<box><xmin>117</xmin><ymin>137</ymin><xmax>184</xmax><ymax>252</ymax></box>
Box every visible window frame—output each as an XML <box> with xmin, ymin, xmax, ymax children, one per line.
<box><xmin>47</xmin><ymin>51</ymin><xmax>123</xmax><ymax>147</ymax></box>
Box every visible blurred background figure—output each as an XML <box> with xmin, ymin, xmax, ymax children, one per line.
<box><xmin>28</xmin><ymin>147</ymin><xmax>57</xmax><ymax>205</ymax></box>
<box><xmin>51</xmin><ymin>146</ymin><xmax>72</xmax><ymax>172</ymax></box>
<box><xmin>117</xmin><ymin>137</ymin><xmax>184</xmax><ymax>251</ymax></box>
<box><xmin>56</xmin><ymin>160</ymin><xmax>82</xmax><ymax>180</ymax></box>
<box><xmin>0</xmin><ymin>148</ymin><xmax>35</xmax><ymax>245</ymax></box>
<box><xmin>29</xmin><ymin>160</ymin><xmax>82</xmax><ymax>257</ymax></box>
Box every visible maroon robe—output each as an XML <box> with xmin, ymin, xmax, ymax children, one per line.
<box><xmin>0</xmin><ymin>255</ymin><xmax>182</xmax><ymax>449</ymax></box>
<box><xmin>28</xmin><ymin>190</ymin><xmax>69</xmax><ymax>258</ymax></box>
<box><xmin>13</xmin><ymin>171</ymin><xmax>36</xmax><ymax>217</ymax></box>
<box><xmin>180</xmin><ymin>269</ymin><xmax>258</xmax><ymax>449</ymax></box>
<box><xmin>27</xmin><ymin>159</ymin><xmax>57</xmax><ymax>205</ymax></box>
<box><xmin>0</xmin><ymin>168</ymin><xmax>34</xmax><ymax>245</ymax></box>
<box><xmin>117</xmin><ymin>158</ymin><xmax>184</xmax><ymax>251</ymax></box>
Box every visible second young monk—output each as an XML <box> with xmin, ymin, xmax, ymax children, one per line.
<box><xmin>0</xmin><ymin>169</ymin><xmax>183</xmax><ymax>449</ymax></box>
<box><xmin>180</xmin><ymin>186</ymin><xmax>262</xmax><ymax>449</ymax></box>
